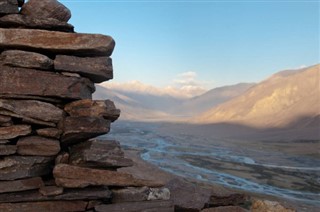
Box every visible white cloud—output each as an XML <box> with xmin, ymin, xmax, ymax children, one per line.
<box><xmin>101</xmin><ymin>71</ymin><xmax>209</xmax><ymax>98</ymax></box>
<box><xmin>171</xmin><ymin>71</ymin><xmax>208</xmax><ymax>97</ymax></box>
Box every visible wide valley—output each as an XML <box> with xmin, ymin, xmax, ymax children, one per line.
<box><xmin>101</xmin><ymin>121</ymin><xmax>320</xmax><ymax>208</ymax></box>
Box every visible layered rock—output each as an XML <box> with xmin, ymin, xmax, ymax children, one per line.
<box><xmin>0</xmin><ymin>28</ymin><xmax>115</xmax><ymax>56</ymax></box>
<box><xmin>0</xmin><ymin>66</ymin><xmax>94</xmax><ymax>100</ymax></box>
<box><xmin>0</xmin><ymin>1</ymin><xmax>172</xmax><ymax>211</ymax></box>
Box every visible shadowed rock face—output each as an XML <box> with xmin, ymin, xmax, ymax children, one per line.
<box><xmin>0</xmin><ymin>201</ymin><xmax>88</xmax><ymax>212</ymax></box>
<box><xmin>69</xmin><ymin>139</ymin><xmax>133</xmax><ymax>169</ymax></box>
<box><xmin>64</xmin><ymin>99</ymin><xmax>120</xmax><ymax>122</ymax></box>
<box><xmin>0</xmin><ymin>14</ymin><xmax>74</xmax><ymax>32</ymax></box>
<box><xmin>0</xmin><ymin>156</ymin><xmax>53</xmax><ymax>180</ymax></box>
<box><xmin>61</xmin><ymin>117</ymin><xmax>111</xmax><ymax>146</ymax></box>
<box><xmin>0</xmin><ymin>50</ymin><xmax>54</xmax><ymax>70</ymax></box>
<box><xmin>0</xmin><ymin>177</ymin><xmax>44</xmax><ymax>194</ymax></box>
<box><xmin>94</xmin><ymin>200</ymin><xmax>174</xmax><ymax>212</ymax></box>
<box><xmin>0</xmin><ymin>66</ymin><xmax>95</xmax><ymax>100</ymax></box>
<box><xmin>0</xmin><ymin>0</ymin><xmax>19</xmax><ymax>15</ymax></box>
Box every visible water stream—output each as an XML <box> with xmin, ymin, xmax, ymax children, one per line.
<box><xmin>102</xmin><ymin>122</ymin><xmax>320</xmax><ymax>206</ymax></box>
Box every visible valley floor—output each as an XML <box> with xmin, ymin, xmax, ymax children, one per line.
<box><xmin>102</xmin><ymin>121</ymin><xmax>320</xmax><ymax>211</ymax></box>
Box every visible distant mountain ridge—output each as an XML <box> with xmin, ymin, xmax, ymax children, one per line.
<box><xmin>94</xmin><ymin>64</ymin><xmax>319</xmax><ymax>133</ymax></box>
<box><xmin>196</xmin><ymin>64</ymin><xmax>320</xmax><ymax>129</ymax></box>
<box><xmin>94</xmin><ymin>82</ymin><xmax>254</xmax><ymax>121</ymax></box>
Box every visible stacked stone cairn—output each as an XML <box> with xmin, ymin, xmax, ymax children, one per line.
<box><xmin>0</xmin><ymin>0</ymin><xmax>173</xmax><ymax>211</ymax></box>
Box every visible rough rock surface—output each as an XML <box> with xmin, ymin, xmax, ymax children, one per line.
<box><xmin>0</xmin><ymin>0</ymin><xmax>18</xmax><ymax>15</ymax></box>
<box><xmin>0</xmin><ymin>201</ymin><xmax>88</xmax><ymax>212</ymax></box>
<box><xmin>20</xmin><ymin>0</ymin><xmax>71</xmax><ymax>22</ymax></box>
<box><xmin>17</xmin><ymin>136</ymin><xmax>60</xmax><ymax>156</ymax></box>
<box><xmin>0</xmin><ymin>156</ymin><xmax>53</xmax><ymax>180</ymax></box>
<box><xmin>0</xmin><ymin>177</ymin><xmax>44</xmax><ymax>193</ymax></box>
<box><xmin>0</xmin><ymin>28</ymin><xmax>115</xmax><ymax>56</ymax></box>
<box><xmin>54</xmin><ymin>164</ymin><xmax>162</xmax><ymax>188</ymax></box>
<box><xmin>0</xmin><ymin>114</ymin><xmax>12</xmax><ymax>127</ymax></box>
<box><xmin>36</xmin><ymin>128</ymin><xmax>62</xmax><ymax>139</ymax></box>
<box><xmin>0</xmin><ymin>187</ymin><xmax>112</xmax><ymax>203</ymax></box>
<box><xmin>0</xmin><ymin>145</ymin><xmax>16</xmax><ymax>155</ymax></box>
<box><xmin>0</xmin><ymin>125</ymin><xmax>31</xmax><ymax>140</ymax></box>
<box><xmin>0</xmin><ymin>14</ymin><xmax>74</xmax><ymax>32</ymax></box>
<box><xmin>112</xmin><ymin>186</ymin><xmax>170</xmax><ymax>203</ymax></box>
<box><xmin>166</xmin><ymin>178</ymin><xmax>211</xmax><ymax>211</ymax></box>
<box><xmin>0</xmin><ymin>50</ymin><xmax>53</xmax><ymax>70</ymax></box>
<box><xmin>95</xmin><ymin>200</ymin><xmax>174</xmax><ymax>212</ymax></box>
<box><xmin>54</xmin><ymin>55</ymin><xmax>113</xmax><ymax>83</ymax></box>
<box><xmin>0</xmin><ymin>66</ymin><xmax>94</xmax><ymax>100</ymax></box>
<box><xmin>64</xmin><ymin>99</ymin><xmax>120</xmax><ymax>121</ymax></box>
<box><xmin>39</xmin><ymin>186</ymin><xmax>64</xmax><ymax>196</ymax></box>
<box><xmin>0</xmin><ymin>99</ymin><xmax>64</xmax><ymax>125</ymax></box>
<box><xmin>201</xmin><ymin>206</ymin><xmax>248</xmax><ymax>212</ymax></box>
<box><xmin>69</xmin><ymin>139</ymin><xmax>133</xmax><ymax>168</ymax></box>
<box><xmin>208</xmin><ymin>191</ymin><xmax>247</xmax><ymax>207</ymax></box>
<box><xmin>61</xmin><ymin>117</ymin><xmax>110</xmax><ymax>145</ymax></box>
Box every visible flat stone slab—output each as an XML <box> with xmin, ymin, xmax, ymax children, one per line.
<box><xmin>208</xmin><ymin>192</ymin><xmax>247</xmax><ymax>207</ymax></box>
<box><xmin>0</xmin><ymin>0</ymin><xmax>18</xmax><ymax>15</ymax></box>
<box><xmin>166</xmin><ymin>178</ymin><xmax>212</xmax><ymax>211</ymax></box>
<box><xmin>0</xmin><ymin>14</ymin><xmax>74</xmax><ymax>32</ymax></box>
<box><xmin>0</xmin><ymin>94</ymin><xmax>63</xmax><ymax>104</ymax></box>
<box><xmin>36</xmin><ymin>128</ymin><xmax>62</xmax><ymax>139</ymax></box>
<box><xmin>39</xmin><ymin>186</ymin><xmax>64</xmax><ymax>196</ymax></box>
<box><xmin>0</xmin><ymin>99</ymin><xmax>64</xmax><ymax>126</ymax></box>
<box><xmin>95</xmin><ymin>200</ymin><xmax>174</xmax><ymax>212</ymax></box>
<box><xmin>0</xmin><ymin>156</ymin><xmax>53</xmax><ymax>180</ymax></box>
<box><xmin>20</xmin><ymin>0</ymin><xmax>71</xmax><ymax>22</ymax></box>
<box><xmin>61</xmin><ymin>117</ymin><xmax>110</xmax><ymax>146</ymax></box>
<box><xmin>0</xmin><ymin>187</ymin><xmax>111</xmax><ymax>203</ymax></box>
<box><xmin>17</xmin><ymin>136</ymin><xmax>60</xmax><ymax>156</ymax></box>
<box><xmin>64</xmin><ymin>99</ymin><xmax>120</xmax><ymax>122</ymax></box>
<box><xmin>0</xmin><ymin>201</ymin><xmax>88</xmax><ymax>212</ymax></box>
<box><xmin>112</xmin><ymin>186</ymin><xmax>170</xmax><ymax>203</ymax></box>
<box><xmin>0</xmin><ymin>28</ymin><xmax>115</xmax><ymax>56</ymax></box>
<box><xmin>69</xmin><ymin>139</ymin><xmax>133</xmax><ymax>168</ymax></box>
<box><xmin>0</xmin><ymin>177</ymin><xmax>44</xmax><ymax>193</ymax></box>
<box><xmin>0</xmin><ymin>145</ymin><xmax>16</xmax><ymax>155</ymax></box>
<box><xmin>54</xmin><ymin>55</ymin><xmax>113</xmax><ymax>83</ymax></box>
<box><xmin>0</xmin><ymin>50</ymin><xmax>53</xmax><ymax>70</ymax></box>
<box><xmin>54</xmin><ymin>164</ymin><xmax>163</xmax><ymax>188</ymax></box>
<box><xmin>202</xmin><ymin>206</ymin><xmax>248</xmax><ymax>212</ymax></box>
<box><xmin>0</xmin><ymin>66</ymin><xmax>94</xmax><ymax>100</ymax></box>
<box><xmin>0</xmin><ymin>125</ymin><xmax>31</xmax><ymax>140</ymax></box>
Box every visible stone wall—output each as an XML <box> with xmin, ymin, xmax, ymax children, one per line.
<box><xmin>0</xmin><ymin>0</ymin><xmax>172</xmax><ymax>211</ymax></box>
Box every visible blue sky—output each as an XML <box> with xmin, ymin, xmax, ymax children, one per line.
<box><xmin>61</xmin><ymin>0</ymin><xmax>319</xmax><ymax>91</ymax></box>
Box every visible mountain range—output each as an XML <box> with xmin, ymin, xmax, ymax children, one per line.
<box><xmin>94</xmin><ymin>64</ymin><xmax>320</xmax><ymax>132</ymax></box>
<box><xmin>93</xmin><ymin>82</ymin><xmax>254</xmax><ymax>121</ymax></box>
